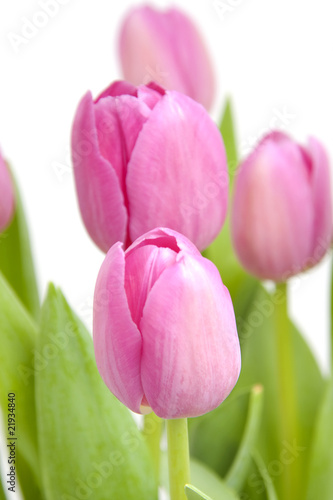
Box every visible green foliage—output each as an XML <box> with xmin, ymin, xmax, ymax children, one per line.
<box><xmin>35</xmin><ymin>284</ymin><xmax>157</xmax><ymax>500</ymax></box>
<box><xmin>189</xmin><ymin>386</ymin><xmax>263</xmax><ymax>491</ymax></box>
<box><xmin>185</xmin><ymin>485</ymin><xmax>214</xmax><ymax>500</ymax></box>
<box><xmin>0</xmin><ymin>272</ymin><xmax>43</xmax><ymax>499</ymax></box>
<box><xmin>306</xmin><ymin>378</ymin><xmax>333</xmax><ymax>500</ymax></box>
<box><xmin>160</xmin><ymin>453</ymin><xmax>240</xmax><ymax>500</ymax></box>
<box><xmin>0</xmin><ymin>166</ymin><xmax>39</xmax><ymax>319</ymax></box>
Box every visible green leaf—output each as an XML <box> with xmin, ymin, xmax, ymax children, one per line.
<box><xmin>189</xmin><ymin>386</ymin><xmax>263</xmax><ymax>490</ymax></box>
<box><xmin>225</xmin><ymin>385</ymin><xmax>264</xmax><ymax>490</ymax></box>
<box><xmin>189</xmin><ymin>459</ymin><xmax>240</xmax><ymax>500</ymax></box>
<box><xmin>252</xmin><ymin>451</ymin><xmax>279</xmax><ymax>500</ymax></box>
<box><xmin>235</xmin><ymin>284</ymin><xmax>325</xmax><ymax>500</ymax></box>
<box><xmin>36</xmin><ymin>284</ymin><xmax>157</xmax><ymax>500</ymax></box>
<box><xmin>306</xmin><ymin>378</ymin><xmax>333</xmax><ymax>500</ymax></box>
<box><xmin>240</xmin><ymin>452</ymin><xmax>279</xmax><ymax>500</ymax></box>
<box><xmin>219</xmin><ymin>98</ymin><xmax>238</xmax><ymax>185</ymax></box>
<box><xmin>185</xmin><ymin>485</ymin><xmax>214</xmax><ymax>500</ymax></box>
<box><xmin>0</xmin><ymin>166</ymin><xmax>39</xmax><ymax>319</ymax></box>
<box><xmin>0</xmin><ymin>272</ymin><xmax>43</xmax><ymax>499</ymax></box>
<box><xmin>160</xmin><ymin>453</ymin><xmax>239</xmax><ymax>500</ymax></box>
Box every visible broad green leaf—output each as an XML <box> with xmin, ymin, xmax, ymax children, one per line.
<box><xmin>185</xmin><ymin>485</ymin><xmax>214</xmax><ymax>500</ymax></box>
<box><xmin>160</xmin><ymin>453</ymin><xmax>239</xmax><ymax>500</ymax></box>
<box><xmin>306</xmin><ymin>378</ymin><xmax>333</xmax><ymax>500</ymax></box>
<box><xmin>36</xmin><ymin>284</ymin><xmax>157</xmax><ymax>500</ymax></box>
<box><xmin>189</xmin><ymin>387</ymin><xmax>260</xmax><ymax>481</ymax></box>
<box><xmin>0</xmin><ymin>272</ymin><xmax>43</xmax><ymax>499</ymax></box>
<box><xmin>235</xmin><ymin>285</ymin><xmax>325</xmax><ymax>500</ymax></box>
<box><xmin>0</xmin><ymin>166</ymin><xmax>39</xmax><ymax>319</ymax></box>
<box><xmin>225</xmin><ymin>385</ymin><xmax>264</xmax><ymax>490</ymax></box>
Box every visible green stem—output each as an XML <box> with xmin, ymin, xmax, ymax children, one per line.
<box><xmin>166</xmin><ymin>418</ymin><xmax>190</xmax><ymax>500</ymax></box>
<box><xmin>274</xmin><ymin>282</ymin><xmax>299</xmax><ymax>500</ymax></box>
<box><xmin>142</xmin><ymin>413</ymin><xmax>163</xmax><ymax>480</ymax></box>
<box><xmin>330</xmin><ymin>257</ymin><xmax>333</xmax><ymax>367</ymax></box>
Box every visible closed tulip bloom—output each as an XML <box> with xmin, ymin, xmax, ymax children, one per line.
<box><xmin>118</xmin><ymin>6</ymin><xmax>215</xmax><ymax>110</ymax></box>
<box><xmin>93</xmin><ymin>228</ymin><xmax>241</xmax><ymax>419</ymax></box>
<box><xmin>231</xmin><ymin>132</ymin><xmax>333</xmax><ymax>281</ymax></box>
<box><xmin>72</xmin><ymin>81</ymin><xmax>227</xmax><ymax>253</ymax></box>
<box><xmin>0</xmin><ymin>151</ymin><xmax>15</xmax><ymax>232</ymax></box>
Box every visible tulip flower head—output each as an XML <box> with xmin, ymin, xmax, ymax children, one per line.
<box><xmin>231</xmin><ymin>132</ymin><xmax>333</xmax><ymax>281</ymax></box>
<box><xmin>93</xmin><ymin>228</ymin><xmax>241</xmax><ymax>419</ymax></box>
<box><xmin>72</xmin><ymin>81</ymin><xmax>228</xmax><ymax>253</ymax></box>
<box><xmin>0</xmin><ymin>151</ymin><xmax>15</xmax><ymax>232</ymax></box>
<box><xmin>119</xmin><ymin>5</ymin><xmax>215</xmax><ymax>110</ymax></box>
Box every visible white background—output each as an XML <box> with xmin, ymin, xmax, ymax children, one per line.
<box><xmin>0</xmin><ymin>0</ymin><xmax>332</xmax><ymax>379</ymax></box>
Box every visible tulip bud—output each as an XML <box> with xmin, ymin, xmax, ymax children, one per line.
<box><xmin>72</xmin><ymin>81</ymin><xmax>228</xmax><ymax>253</ymax></box>
<box><xmin>231</xmin><ymin>132</ymin><xmax>333</xmax><ymax>281</ymax></box>
<box><xmin>0</xmin><ymin>151</ymin><xmax>15</xmax><ymax>232</ymax></box>
<box><xmin>118</xmin><ymin>6</ymin><xmax>215</xmax><ymax>110</ymax></box>
<box><xmin>93</xmin><ymin>228</ymin><xmax>241</xmax><ymax>419</ymax></box>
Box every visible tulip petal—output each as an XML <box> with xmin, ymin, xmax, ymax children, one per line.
<box><xmin>119</xmin><ymin>7</ymin><xmax>185</xmax><ymax>91</ymax></box>
<box><xmin>160</xmin><ymin>8</ymin><xmax>215</xmax><ymax>110</ymax></box>
<box><xmin>307</xmin><ymin>136</ymin><xmax>333</xmax><ymax>263</ymax></box>
<box><xmin>94</xmin><ymin>95</ymin><xmax>151</xmax><ymax>194</ymax></box>
<box><xmin>93</xmin><ymin>242</ymin><xmax>144</xmax><ymax>413</ymax></box>
<box><xmin>140</xmin><ymin>253</ymin><xmax>241</xmax><ymax>418</ymax></box>
<box><xmin>126</xmin><ymin>227</ymin><xmax>200</xmax><ymax>260</ymax></box>
<box><xmin>125</xmin><ymin>244</ymin><xmax>177</xmax><ymax>327</ymax></box>
<box><xmin>95</xmin><ymin>80</ymin><xmax>138</xmax><ymax>101</ymax></box>
<box><xmin>0</xmin><ymin>153</ymin><xmax>15</xmax><ymax>232</ymax></box>
<box><xmin>119</xmin><ymin>7</ymin><xmax>215</xmax><ymax>109</ymax></box>
<box><xmin>232</xmin><ymin>134</ymin><xmax>314</xmax><ymax>280</ymax></box>
<box><xmin>127</xmin><ymin>92</ymin><xmax>228</xmax><ymax>251</ymax></box>
<box><xmin>137</xmin><ymin>83</ymin><xmax>165</xmax><ymax>110</ymax></box>
<box><xmin>71</xmin><ymin>92</ymin><xmax>127</xmax><ymax>252</ymax></box>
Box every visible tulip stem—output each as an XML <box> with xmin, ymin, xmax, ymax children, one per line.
<box><xmin>142</xmin><ymin>413</ymin><xmax>163</xmax><ymax>480</ymax></box>
<box><xmin>166</xmin><ymin>418</ymin><xmax>190</xmax><ymax>500</ymax></box>
<box><xmin>274</xmin><ymin>282</ymin><xmax>299</xmax><ymax>500</ymax></box>
<box><xmin>331</xmin><ymin>257</ymin><xmax>333</xmax><ymax>367</ymax></box>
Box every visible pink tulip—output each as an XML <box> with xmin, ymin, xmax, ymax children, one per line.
<box><xmin>93</xmin><ymin>228</ymin><xmax>241</xmax><ymax>419</ymax></box>
<box><xmin>0</xmin><ymin>151</ymin><xmax>15</xmax><ymax>232</ymax></box>
<box><xmin>72</xmin><ymin>81</ymin><xmax>228</xmax><ymax>253</ymax></box>
<box><xmin>231</xmin><ymin>132</ymin><xmax>333</xmax><ymax>281</ymax></box>
<box><xmin>118</xmin><ymin>6</ymin><xmax>215</xmax><ymax>110</ymax></box>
